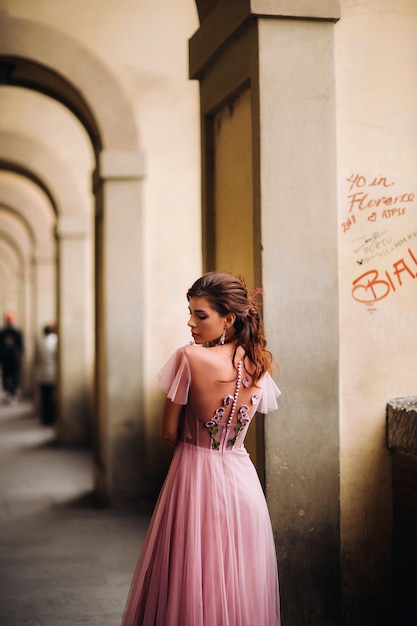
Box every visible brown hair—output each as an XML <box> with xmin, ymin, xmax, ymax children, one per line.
<box><xmin>186</xmin><ymin>272</ymin><xmax>274</xmax><ymax>382</ymax></box>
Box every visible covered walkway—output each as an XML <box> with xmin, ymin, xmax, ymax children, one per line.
<box><xmin>0</xmin><ymin>399</ymin><xmax>150</xmax><ymax>626</ymax></box>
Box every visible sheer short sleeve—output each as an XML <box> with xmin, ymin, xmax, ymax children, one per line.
<box><xmin>157</xmin><ymin>347</ymin><xmax>190</xmax><ymax>405</ymax></box>
<box><xmin>257</xmin><ymin>372</ymin><xmax>281</xmax><ymax>414</ymax></box>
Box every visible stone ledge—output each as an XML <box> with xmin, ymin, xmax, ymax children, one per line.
<box><xmin>189</xmin><ymin>0</ymin><xmax>341</xmax><ymax>79</ymax></box>
<box><xmin>387</xmin><ymin>396</ymin><xmax>417</xmax><ymax>454</ymax></box>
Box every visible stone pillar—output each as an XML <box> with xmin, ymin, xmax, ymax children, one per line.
<box><xmin>21</xmin><ymin>264</ymin><xmax>34</xmax><ymax>396</ymax></box>
<box><xmin>31</xmin><ymin>253</ymin><xmax>56</xmax><ymax>401</ymax></box>
<box><xmin>33</xmin><ymin>253</ymin><xmax>56</xmax><ymax>331</ymax></box>
<box><xmin>56</xmin><ymin>215</ymin><xmax>93</xmax><ymax>445</ymax></box>
<box><xmin>258</xmin><ymin>13</ymin><xmax>342</xmax><ymax>626</ymax></box>
<box><xmin>94</xmin><ymin>149</ymin><xmax>146</xmax><ymax>506</ymax></box>
<box><xmin>190</xmin><ymin>2</ymin><xmax>341</xmax><ymax>624</ymax></box>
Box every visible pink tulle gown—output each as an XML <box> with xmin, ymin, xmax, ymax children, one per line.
<box><xmin>122</xmin><ymin>344</ymin><xmax>281</xmax><ymax>626</ymax></box>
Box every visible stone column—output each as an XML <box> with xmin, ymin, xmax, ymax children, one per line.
<box><xmin>21</xmin><ymin>264</ymin><xmax>34</xmax><ymax>396</ymax></box>
<box><xmin>30</xmin><ymin>253</ymin><xmax>56</xmax><ymax>409</ymax></box>
<box><xmin>55</xmin><ymin>215</ymin><xmax>93</xmax><ymax>445</ymax></box>
<box><xmin>190</xmin><ymin>2</ymin><xmax>341</xmax><ymax>624</ymax></box>
<box><xmin>94</xmin><ymin>149</ymin><xmax>147</xmax><ymax>506</ymax></box>
<box><xmin>33</xmin><ymin>253</ymin><xmax>56</xmax><ymax>332</ymax></box>
<box><xmin>258</xmin><ymin>14</ymin><xmax>342</xmax><ymax>626</ymax></box>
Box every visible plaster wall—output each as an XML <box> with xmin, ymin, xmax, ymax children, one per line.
<box><xmin>335</xmin><ymin>0</ymin><xmax>417</xmax><ymax>620</ymax></box>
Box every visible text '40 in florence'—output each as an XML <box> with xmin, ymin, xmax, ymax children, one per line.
<box><xmin>342</xmin><ymin>173</ymin><xmax>415</xmax><ymax>233</ymax></box>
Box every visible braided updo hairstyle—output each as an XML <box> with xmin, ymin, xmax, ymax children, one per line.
<box><xmin>186</xmin><ymin>272</ymin><xmax>273</xmax><ymax>383</ymax></box>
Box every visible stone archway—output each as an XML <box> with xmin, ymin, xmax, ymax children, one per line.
<box><xmin>0</xmin><ymin>229</ymin><xmax>27</xmax><ymax>314</ymax></box>
<box><xmin>0</xmin><ymin>174</ymin><xmax>56</xmax><ymax>335</ymax></box>
<box><xmin>0</xmin><ymin>15</ymin><xmax>139</xmax><ymax>152</ymax></box>
<box><xmin>0</xmin><ymin>172</ymin><xmax>56</xmax><ymax>400</ymax></box>
<box><xmin>0</xmin><ymin>235</ymin><xmax>22</xmax><ymax>315</ymax></box>
<box><xmin>0</xmin><ymin>131</ymin><xmax>92</xmax><ymax>442</ymax></box>
<box><xmin>0</xmin><ymin>174</ymin><xmax>55</xmax><ymax>258</ymax></box>
<box><xmin>0</xmin><ymin>15</ymin><xmax>146</xmax><ymax>504</ymax></box>
<box><xmin>0</xmin><ymin>131</ymin><xmax>88</xmax><ymax>217</ymax></box>
<box><xmin>0</xmin><ymin>209</ymin><xmax>34</xmax><ymax>393</ymax></box>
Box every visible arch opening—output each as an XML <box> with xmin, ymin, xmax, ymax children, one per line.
<box><xmin>0</xmin><ymin>57</ymin><xmax>102</xmax><ymax>153</ymax></box>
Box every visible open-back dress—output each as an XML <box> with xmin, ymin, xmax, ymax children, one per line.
<box><xmin>122</xmin><ymin>343</ymin><xmax>281</xmax><ymax>626</ymax></box>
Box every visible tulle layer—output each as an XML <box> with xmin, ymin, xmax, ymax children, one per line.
<box><xmin>122</xmin><ymin>442</ymin><xmax>280</xmax><ymax>626</ymax></box>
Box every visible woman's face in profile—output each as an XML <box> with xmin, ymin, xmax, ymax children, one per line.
<box><xmin>187</xmin><ymin>296</ymin><xmax>226</xmax><ymax>345</ymax></box>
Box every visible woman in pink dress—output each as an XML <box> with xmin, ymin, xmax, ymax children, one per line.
<box><xmin>122</xmin><ymin>272</ymin><xmax>281</xmax><ymax>626</ymax></box>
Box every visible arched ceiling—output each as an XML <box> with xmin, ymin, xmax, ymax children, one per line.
<box><xmin>0</xmin><ymin>15</ymin><xmax>140</xmax><ymax>153</ymax></box>
<box><xmin>0</xmin><ymin>209</ymin><xmax>33</xmax><ymax>266</ymax></box>
<box><xmin>0</xmin><ymin>172</ymin><xmax>55</xmax><ymax>257</ymax></box>
<box><xmin>0</xmin><ymin>132</ymin><xmax>89</xmax><ymax>219</ymax></box>
<box><xmin>0</xmin><ymin>57</ymin><xmax>100</xmax><ymax>152</ymax></box>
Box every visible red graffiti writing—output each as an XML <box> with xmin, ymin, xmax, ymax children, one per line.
<box><xmin>347</xmin><ymin>191</ymin><xmax>414</xmax><ymax>214</ymax></box>
<box><xmin>352</xmin><ymin>247</ymin><xmax>417</xmax><ymax>304</ymax></box>
<box><xmin>342</xmin><ymin>214</ymin><xmax>356</xmax><ymax>233</ymax></box>
<box><xmin>346</xmin><ymin>174</ymin><xmax>395</xmax><ymax>192</ymax></box>
<box><xmin>342</xmin><ymin>173</ymin><xmax>415</xmax><ymax>232</ymax></box>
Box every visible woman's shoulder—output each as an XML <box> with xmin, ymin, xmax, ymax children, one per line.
<box><xmin>182</xmin><ymin>343</ymin><xmax>208</xmax><ymax>363</ymax></box>
<box><xmin>185</xmin><ymin>344</ymin><xmax>250</xmax><ymax>379</ymax></box>
<box><xmin>184</xmin><ymin>343</ymin><xmax>242</xmax><ymax>358</ymax></box>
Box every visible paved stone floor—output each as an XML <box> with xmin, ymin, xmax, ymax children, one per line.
<box><xmin>0</xmin><ymin>399</ymin><xmax>151</xmax><ymax>626</ymax></box>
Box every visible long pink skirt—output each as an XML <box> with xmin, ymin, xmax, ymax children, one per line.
<box><xmin>122</xmin><ymin>442</ymin><xmax>280</xmax><ymax>626</ymax></box>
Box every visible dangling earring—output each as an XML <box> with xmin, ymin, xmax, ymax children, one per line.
<box><xmin>219</xmin><ymin>329</ymin><xmax>226</xmax><ymax>345</ymax></box>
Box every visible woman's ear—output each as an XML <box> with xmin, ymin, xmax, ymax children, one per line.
<box><xmin>224</xmin><ymin>312</ymin><xmax>236</xmax><ymax>329</ymax></box>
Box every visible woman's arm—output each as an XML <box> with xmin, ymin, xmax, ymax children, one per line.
<box><xmin>160</xmin><ymin>397</ymin><xmax>183</xmax><ymax>447</ymax></box>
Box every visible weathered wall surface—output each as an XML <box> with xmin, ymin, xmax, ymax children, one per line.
<box><xmin>336</xmin><ymin>1</ymin><xmax>417</xmax><ymax>622</ymax></box>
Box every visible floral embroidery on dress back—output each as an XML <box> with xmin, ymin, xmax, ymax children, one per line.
<box><xmin>204</xmin><ymin>361</ymin><xmax>258</xmax><ymax>450</ymax></box>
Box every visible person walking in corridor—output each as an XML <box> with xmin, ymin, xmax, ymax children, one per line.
<box><xmin>122</xmin><ymin>272</ymin><xmax>281</xmax><ymax>626</ymax></box>
<box><xmin>0</xmin><ymin>312</ymin><xmax>24</xmax><ymax>402</ymax></box>
<box><xmin>37</xmin><ymin>324</ymin><xmax>58</xmax><ymax>425</ymax></box>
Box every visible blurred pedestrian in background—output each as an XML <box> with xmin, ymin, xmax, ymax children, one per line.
<box><xmin>38</xmin><ymin>324</ymin><xmax>58</xmax><ymax>425</ymax></box>
<box><xmin>0</xmin><ymin>312</ymin><xmax>24</xmax><ymax>403</ymax></box>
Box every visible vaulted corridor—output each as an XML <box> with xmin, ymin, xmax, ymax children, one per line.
<box><xmin>0</xmin><ymin>399</ymin><xmax>150</xmax><ymax>626</ymax></box>
<box><xmin>0</xmin><ymin>2</ymin><xmax>416</xmax><ymax>623</ymax></box>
